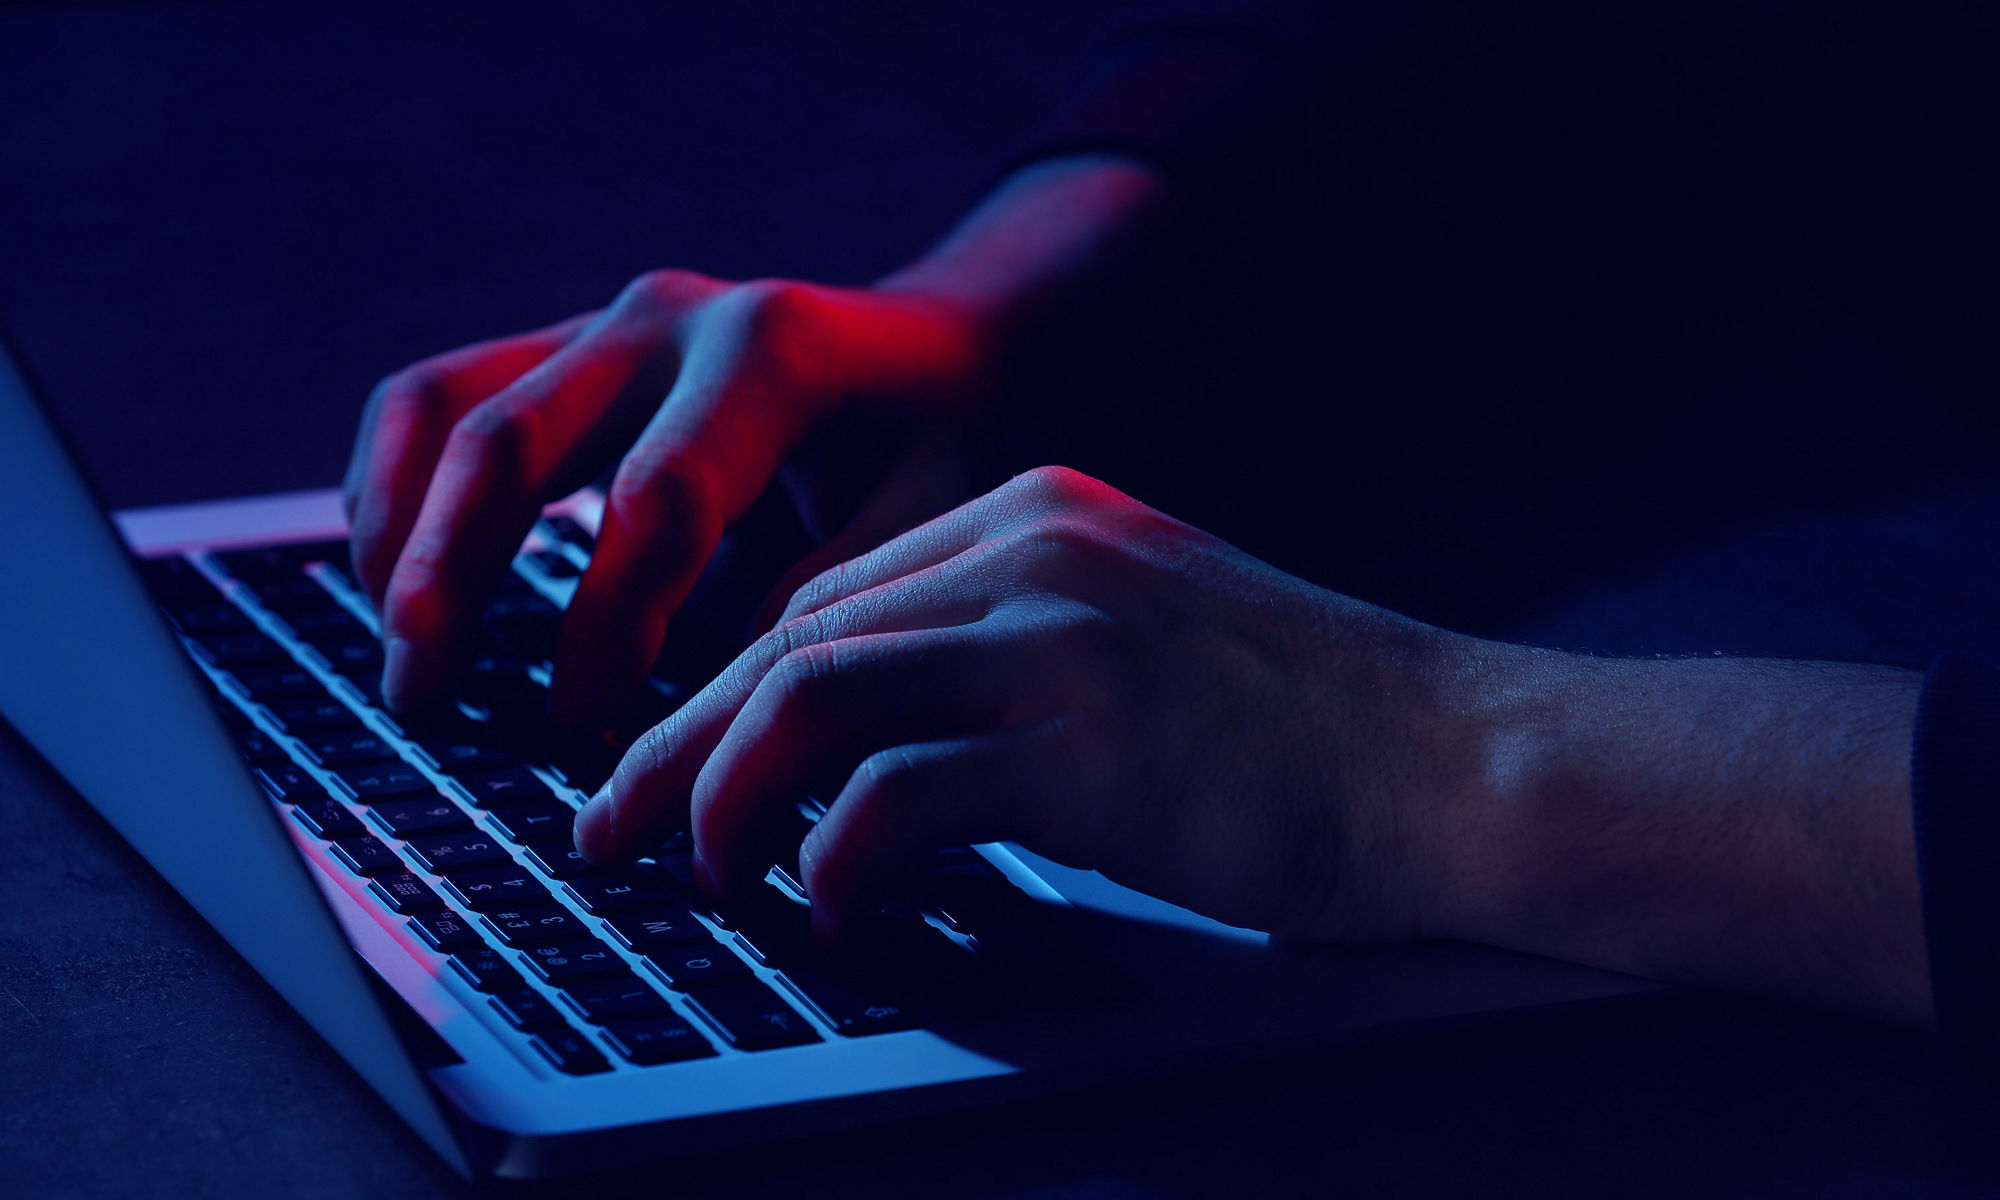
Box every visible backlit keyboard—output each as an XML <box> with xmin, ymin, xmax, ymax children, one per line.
<box><xmin>138</xmin><ymin>522</ymin><xmax>1112</xmax><ymax>1077</ymax></box>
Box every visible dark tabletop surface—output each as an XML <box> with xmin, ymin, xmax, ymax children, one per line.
<box><xmin>6</xmin><ymin>3</ymin><xmax>2000</xmax><ymax>1196</ymax></box>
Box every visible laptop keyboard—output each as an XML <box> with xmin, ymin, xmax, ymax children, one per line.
<box><xmin>138</xmin><ymin>522</ymin><xmax>1115</xmax><ymax>1077</ymax></box>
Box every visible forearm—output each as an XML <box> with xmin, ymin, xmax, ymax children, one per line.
<box><xmin>1434</xmin><ymin>645</ymin><xmax>1930</xmax><ymax>1027</ymax></box>
<box><xmin>876</xmin><ymin>153</ymin><xmax>1172</xmax><ymax>350</ymax></box>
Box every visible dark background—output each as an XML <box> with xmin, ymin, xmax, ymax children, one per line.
<box><xmin>6</xmin><ymin>1</ymin><xmax>2000</xmax><ymax>1196</ymax></box>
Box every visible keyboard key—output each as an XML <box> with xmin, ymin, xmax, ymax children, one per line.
<box><xmin>563</xmin><ymin>872</ymin><xmax>678</xmax><ymax>915</ymax></box>
<box><xmin>526</xmin><ymin>548</ymin><xmax>582</xmax><ymax>579</ymax></box>
<box><xmin>229</xmin><ymin>666</ymin><xmax>326</xmax><ymax>702</ymax></box>
<box><xmin>292</xmin><ymin>798</ymin><xmax>366</xmax><ymax>840</ymax></box>
<box><xmin>211</xmin><ymin>695</ymin><xmax>254</xmax><ymax>731</ymax></box>
<box><xmin>644</xmin><ymin>943</ymin><xmax>752</xmax><ymax>990</ymax></box>
<box><xmin>255</xmin><ymin>763</ymin><xmax>327</xmax><ymax>804</ymax></box>
<box><xmin>459</xmin><ymin>651</ymin><xmax>531</xmax><ymax>702</ymax></box>
<box><xmin>528</xmin><ymin>1027</ymin><xmax>611</xmax><ymax>1075</ymax></box>
<box><xmin>167</xmin><ymin>602</ymin><xmax>253</xmax><ymax>637</ymax></box>
<box><xmin>546</xmin><ymin>733</ymin><xmax>618</xmax><ymax>793</ymax></box>
<box><xmin>248</xmin><ymin>576</ymin><xmax>332</xmax><ymax>614</ymax></box>
<box><xmin>489</xmin><ymin>592</ymin><xmax>560</xmax><ymax>618</ymax></box>
<box><xmin>263</xmin><ymin>697</ymin><xmax>362</xmax><ymax>734</ymax></box>
<box><xmin>457</xmin><ymin>767</ymin><xmax>555</xmax><ymax>810</ymax></box>
<box><xmin>416</xmin><ymin>740</ymin><xmax>518</xmax><ymax>777</ymax></box>
<box><xmin>448</xmin><ymin>946</ymin><xmax>523</xmax><ymax>993</ymax></box>
<box><xmin>728</xmin><ymin>894</ymin><xmax>814</xmax><ymax>966</ymax></box>
<box><xmin>601</xmin><ymin>907</ymin><xmax>710</xmax><ymax>951</ymax></box>
<box><xmin>233</xmin><ymin>729</ymin><xmax>291</xmax><ymax>766</ymax></box>
<box><xmin>440</xmin><ymin>862</ymin><xmax>548</xmax><ymax>910</ymax></box>
<box><xmin>779</xmin><ymin>967</ymin><xmax>921</xmax><ymax>1037</ymax></box>
<box><xmin>523</xmin><ymin>840</ymin><xmax>595</xmax><ymax>880</ymax></box>
<box><xmin>330</xmin><ymin>835</ymin><xmax>404</xmax><ymax>876</ymax></box>
<box><xmin>286</xmin><ymin>539</ymin><xmax>353</xmax><ymax>578</ymax></box>
<box><xmin>486</xmin><ymin>799</ymin><xmax>576</xmax><ymax>844</ymax></box>
<box><xmin>342</xmin><ymin>674</ymin><xmax>387</xmax><ymax>710</ymax></box>
<box><xmin>644</xmin><ymin>849</ymin><xmax>702</xmax><ymax>897</ymax></box>
<box><xmin>519</xmin><ymin>940</ymin><xmax>625</xmax><ymax>984</ymax></box>
<box><xmin>602</xmin><ymin>1014</ymin><xmax>715</xmax><ymax>1065</ymax></box>
<box><xmin>368</xmin><ymin>872</ymin><xmax>444</xmax><ymax>914</ymax></box>
<box><xmin>407</xmin><ymin>908</ymin><xmax>483</xmax><ymax>952</ymax></box>
<box><xmin>191</xmin><ymin>631</ymin><xmax>289</xmax><ymax>669</ymax></box>
<box><xmin>481</xmin><ymin>904</ymin><xmax>590</xmax><ymax>947</ymax></box>
<box><xmin>214</xmin><ymin>543</ymin><xmax>325</xmax><ymax>583</ymax></box>
<box><xmin>404</xmin><ymin>831</ymin><xmax>511</xmax><ymax>874</ymax></box>
<box><xmin>543</xmin><ymin>514</ymin><xmax>596</xmax><ymax>552</ymax></box>
<box><xmin>491</xmin><ymin>568</ymin><xmax>544</xmax><ymax>599</ymax></box>
<box><xmin>369</xmin><ymin>796</ymin><xmax>472</xmax><ymax>838</ymax></box>
<box><xmin>306</xmin><ymin>732</ymin><xmax>399</xmax><ymax>769</ymax></box>
<box><xmin>281</xmin><ymin>605</ymin><xmax>365</xmax><ymax>643</ymax></box>
<box><xmin>560</xmin><ymin>972</ymin><xmax>670</xmax><ymax>1023</ymax></box>
<box><xmin>315</xmin><ymin>637</ymin><xmax>385</xmax><ymax>680</ymax></box>
<box><xmin>475</xmin><ymin>679</ymin><xmax>554</xmax><ymax>740</ymax></box>
<box><xmin>768</xmin><ymin>863</ymin><xmax>808</xmax><ymax>902</ymax></box>
<box><xmin>330</xmin><ymin>763</ymin><xmax>431</xmax><ymax>800</ymax></box>
<box><xmin>683</xmin><ymin>982</ymin><xmax>820</xmax><ymax>1051</ymax></box>
<box><xmin>490</xmin><ymin>988</ymin><xmax>565</xmax><ymax>1031</ymax></box>
<box><xmin>139</xmin><ymin>556</ymin><xmax>222</xmax><ymax>605</ymax></box>
<box><xmin>485</xmin><ymin>597</ymin><xmax>562</xmax><ymax>662</ymax></box>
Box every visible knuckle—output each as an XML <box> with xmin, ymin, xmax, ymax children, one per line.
<box><xmin>730</xmin><ymin>278</ymin><xmax>811</xmax><ymax>327</ymax></box>
<box><xmin>782</xmin><ymin>563</ymin><xmax>848</xmax><ymax>623</ymax></box>
<box><xmin>614</xmin><ymin>725</ymin><xmax>675</xmax><ymax>799</ymax></box>
<box><xmin>1010</xmin><ymin>464</ymin><xmax>1091</xmax><ymax>506</ymax></box>
<box><xmin>622</xmin><ymin>267</ymin><xmax>713</xmax><ymax>311</ymax></box>
<box><xmin>1005</xmin><ymin>517</ymin><xmax>1106</xmax><ymax>567</ymax></box>
<box><xmin>382</xmin><ymin>567</ymin><xmax>446</xmax><ymax>636</ymax></box>
<box><xmin>443</xmin><ymin>404</ymin><xmax>536</xmax><ymax>483</ymax></box>
<box><xmin>847</xmin><ymin>746</ymin><xmax>928</xmax><ymax>812</ymax></box>
<box><xmin>369</xmin><ymin>368</ymin><xmax>440</xmax><ymax>413</ymax></box>
<box><xmin>759</xmin><ymin>605</ymin><xmax>833</xmax><ymax>668</ymax></box>
<box><xmin>768</xmin><ymin>642</ymin><xmax>843</xmax><ymax>711</ymax></box>
<box><xmin>607</xmin><ymin>451</ymin><xmax>718</xmax><ymax>551</ymax></box>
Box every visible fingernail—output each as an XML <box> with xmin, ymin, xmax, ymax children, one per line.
<box><xmin>574</xmin><ymin>790</ymin><xmax>619</xmax><ymax>861</ymax></box>
<box><xmin>381</xmin><ymin>636</ymin><xmax>430</xmax><ymax>713</ymax></box>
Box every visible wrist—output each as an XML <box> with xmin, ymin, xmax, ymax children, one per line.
<box><xmin>1391</xmin><ymin>636</ymin><xmax>1593</xmax><ymax>948</ymax></box>
<box><xmin>875</xmin><ymin>153</ymin><xmax>1171</xmax><ymax>353</ymax></box>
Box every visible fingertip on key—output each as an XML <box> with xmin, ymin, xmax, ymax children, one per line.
<box><xmin>382</xmin><ymin>635</ymin><xmax>441</xmax><ymax>714</ymax></box>
<box><xmin>574</xmin><ymin>791</ymin><xmax>619</xmax><ymax>862</ymax></box>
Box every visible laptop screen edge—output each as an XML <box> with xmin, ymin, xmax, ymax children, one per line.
<box><xmin>0</xmin><ymin>332</ymin><xmax>474</xmax><ymax>1178</ymax></box>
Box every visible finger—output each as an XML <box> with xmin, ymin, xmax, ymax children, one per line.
<box><xmin>574</xmin><ymin>573</ymin><xmax>994</xmax><ymax>863</ymax></box>
<box><xmin>769</xmin><ymin>464</ymin><xmax>1108</xmax><ymax>629</ymax></box>
<box><xmin>802</xmin><ymin>725</ymin><xmax>1070</xmax><ymax>944</ymax></box>
<box><xmin>750</xmin><ymin>434</ymin><xmax>970</xmax><ymax>635</ymax></box>
<box><xmin>687</xmin><ymin>625</ymin><xmax>1036</xmax><ymax>902</ymax></box>
<box><xmin>549</xmin><ymin>283</ymin><xmax>842</xmax><ymax>729</ymax></box>
<box><xmin>378</xmin><ymin>303</ymin><xmax>687</xmax><ymax>712</ymax></box>
<box><xmin>344</xmin><ymin>314</ymin><xmax>594</xmax><ymax>607</ymax></box>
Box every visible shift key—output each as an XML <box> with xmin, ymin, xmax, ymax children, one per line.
<box><xmin>684</xmin><ymin>981</ymin><xmax>820</xmax><ymax>1051</ymax></box>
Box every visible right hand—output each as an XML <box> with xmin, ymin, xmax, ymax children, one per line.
<box><xmin>342</xmin><ymin>270</ymin><xmax>995</xmax><ymax>726</ymax></box>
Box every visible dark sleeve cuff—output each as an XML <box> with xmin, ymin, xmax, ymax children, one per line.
<box><xmin>1910</xmin><ymin>653</ymin><xmax>2000</xmax><ymax>1069</ymax></box>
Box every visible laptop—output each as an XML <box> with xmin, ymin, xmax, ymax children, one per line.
<box><xmin>0</xmin><ymin>328</ymin><xmax>1661</xmax><ymax>1179</ymax></box>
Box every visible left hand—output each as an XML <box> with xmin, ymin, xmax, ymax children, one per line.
<box><xmin>576</xmin><ymin>466</ymin><xmax>1491</xmax><ymax>945</ymax></box>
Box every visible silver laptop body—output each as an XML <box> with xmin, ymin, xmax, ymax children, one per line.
<box><xmin>0</xmin><ymin>334</ymin><xmax>1659</xmax><ymax>1179</ymax></box>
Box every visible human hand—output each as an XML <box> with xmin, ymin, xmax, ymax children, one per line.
<box><xmin>342</xmin><ymin>272</ymin><xmax>993</xmax><ymax>725</ymax></box>
<box><xmin>576</xmin><ymin>466</ymin><xmax>1493</xmax><ymax>945</ymax></box>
